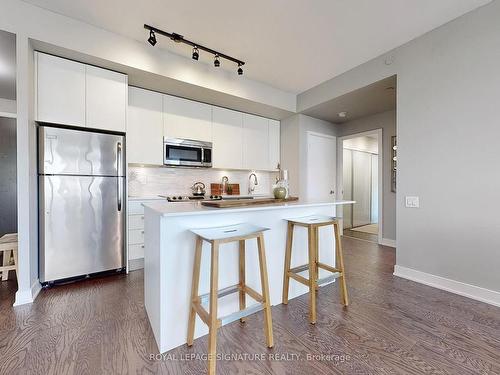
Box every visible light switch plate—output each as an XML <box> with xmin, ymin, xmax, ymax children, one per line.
<box><xmin>405</xmin><ymin>196</ymin><xmax>419</xmax><ymax>208</ymax></box>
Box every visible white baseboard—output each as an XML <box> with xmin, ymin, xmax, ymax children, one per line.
<box><xmin>394</xmin><ymin>265</ymin><xmax>500</xmax><ymax>308</ymax></box>
<box><xmin>13</xmin><ymin>280</ymin><xmax>42</xmax><ymax>306</ymax></box>
<box><xmin>379</xmin><ymin>238</ymin><xmax>396</xmax><ymax>248</ymax></box>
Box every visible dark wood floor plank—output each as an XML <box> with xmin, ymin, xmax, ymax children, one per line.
<box><xmin>1</xmin><ymin>236</ymin><xmax>500</xmax><ymax>374</ymax></box>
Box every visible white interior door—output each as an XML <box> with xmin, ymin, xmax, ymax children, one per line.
<box><xmin>371</xmin><ymin>154</ymin><xmax>379</xmax><ymax>223</ymax></box>
<box><xmin>352</xmin><ymin>151</ymin><xmax>371</xmax><ymax>227</ymax></box>
<box><xmin>306</xmin><ymin>132</ymin><xmax>336</xmax><ymax>201</ymax></box>
<box><xmin>342</xmin><ymin>149</ymin><xmax>353</xmax><ymax>229</ymax></box>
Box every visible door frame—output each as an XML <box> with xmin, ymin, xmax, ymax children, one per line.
<box><xmin>306</xmin><ymin>131</ymin><xmax>337</xmax><ymax>201</ymax></box>
<box><xmin>337</xmin><ymin>129</ymin><xmax>383</xmax><ymax>244</ymax></box>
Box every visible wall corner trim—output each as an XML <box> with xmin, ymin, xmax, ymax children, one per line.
<box><xmin>379</xmin><ymin>238</ymin><xmax>396</xmax><ymax>248</ymax></box>
<box><xmin>13</xmin><ymin>280</ymin><xmax>42</xmax><ymax>306</ymax></box>
<box><xmin>394</xmin><ymin>265</ymin><xmax>500</xmax><ymax>308</ymax></box>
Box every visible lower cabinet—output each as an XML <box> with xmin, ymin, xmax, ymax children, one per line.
<box><xmin>127</xmin><ymin>198</ymin><xmax>163</xmax><ymax>270</ymax></box>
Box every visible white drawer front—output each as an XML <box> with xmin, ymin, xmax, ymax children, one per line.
<box><xmin>128</xmin><ymin>201</ymin><xmax>145</xmax><ymax>215</ymax></box>
<box><xmin>129</xmin><ymin>229</ymin><xmax>144</xmax><ymax>245</ymax></box>
<box><xmin>128</xmin><ymin>243</ymin><xmax>144</xmax><ymax>260</ymax></box>
<box><xmin>128</xmin><ymin>214</ymin><xmax>145</xmax><ymax>230</ymax></box>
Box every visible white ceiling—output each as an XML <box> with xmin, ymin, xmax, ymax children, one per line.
<box><xmin>302</xmin><ymin>76</ymin><xmax>396</xmax><ymax>124</ymax></box>
<box><xmin>0</xmin><ymin>30</ymin><xmax>16</xmax><ymax>101</ymax></box>
<box><xmin>22</xmin><ymin>0</ymin><xmax>490</xmax><ymax>94</ymax></box>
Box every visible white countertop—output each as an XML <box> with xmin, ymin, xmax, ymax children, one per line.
<box><xmin>143</xmin><ymin>199</ymin><xmax>355</xmax><ymax>217</ymax></box>
<box><xmin>128</xmin><ymin>196</ymin><xmax>166</xmax><ymax>201</ymax></box>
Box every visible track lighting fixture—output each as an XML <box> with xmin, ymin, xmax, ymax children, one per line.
<box><xmin>144</xmin><ymin>24</ymin><xmax>245</xmax><ymax>75</ymax></box>
<box><xmin>192</xmin><ymin>46</ymin><xmax>199</xmax><ymax>60</ymax></box>
<box><xmin>147</xmin><ymin>30</ymin><xmax>157</xmax><ymax>46</ymax></box>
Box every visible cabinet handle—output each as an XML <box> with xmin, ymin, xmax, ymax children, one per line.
<box><xmin>141</xmin><ymin>230</ymin><xmax>144</xmax><ymax>234</ymax></box>
<box><xmin>141</xmin><ymin>216</ymin><xmax>144</xmax><ymax>220</ymax></box>
<box><xmin>141</xmin><ymin>245</ymin><xmax>145</xmax><ymax>248</ymax></box>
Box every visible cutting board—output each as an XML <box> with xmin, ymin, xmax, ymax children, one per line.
<box><xmin>201</xmin><ymin>196</ymin><xmax>298</xmax><ymax>208</ymax></box>
<box><xmin>210</xmin><ymin>183</ymin><xmax>240</xmax><ymax>196</ymax></box>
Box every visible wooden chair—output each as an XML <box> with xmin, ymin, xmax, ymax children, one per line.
<box><xmin>187</xmin><ymin>223</ymin><xmax>274</xmax><ymax>375</ymax></box>
<box><xmin>282</xmin><ymin>215</ymin><xmax>348</xmax><ymax>324</ymax></box>
<box><xmin>0</xmin><ymin>233</ymin><xmax>18</xmax><ymax>282</ymax></box>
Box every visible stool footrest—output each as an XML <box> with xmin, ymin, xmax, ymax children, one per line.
<box><xmin>317</xmin><ymin>272</ymin><xmax>341</xmax><ymax>286</ymax></box>
<box><xmin>288</xmin><ymin>272</ymin><xmax>310</xmax><ymax>286</ymax></box>
<box><xmin>199</xmin><ymin>283</ymin><xmax>265</xmax><ymax>305</ymax></box>
<box><xmin>317</xmin><ymin>262</ymin><xmax>341</xmax><ymax>274</ymax></box>
<box><xmin>290</xmin><ymin>264</ymin><xmax>309</xmax><ymax>274</ymax></box>
<box><xmin>220</xmin><ymin>303</ymin><xmax>264</xmax><ymax>326</ymax></box>
<box><xmin>0</xmin><ymin>265</ymin><xmax>16</xmax><ymax>272</ymax></box>
<box><xmin>192</xmin><ymin>300</ymin><xmax>220</xmax><ymax>327</ymax></box>
<box><xmin>243</xmin><ymin>285</ymin><xmax>264</xmax><ymax>303</ymax></box>
<box><xmin>199</xmin><ymin>284</ymin><xmax>239</xmax><ymax>304</ymax></box>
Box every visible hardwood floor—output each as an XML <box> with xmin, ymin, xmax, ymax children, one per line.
<box><xmin>1</xmin><ymin>237</ymin><xmax>500</xmax><ymax>374</ymax></box>
<box><xmin>343</xmin><ymin>228</ymin><xmax>379</xmax><ymax>243</ymax></box>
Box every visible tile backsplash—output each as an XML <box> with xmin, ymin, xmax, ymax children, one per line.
<box><xmin>128</xmin><ymin>166</ymin><xmax>279</xmax><ymax>197</ymax></box>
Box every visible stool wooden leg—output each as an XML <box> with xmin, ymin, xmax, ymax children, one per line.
<box><xmin>187</xmin><ymin>237</ymin><xmax>203</xmax><ymax>346</ymax></box>
<box><xmin>282</xmin><ymin>222</ymin><xmax>294</xmax><ymax>304</ymax></box>
<box><xmin>2</xmin><ymin>250</ymin><xmax>12</xmax><ymax>281</ymax></box>
<box><xmin>334</xmin><ymin>222</ymin><xmax>349</xmax><ymax>306</ymax></box>
<box><xmin>308</xmin><ymin>226</ymin><xmax>317</xmax><ymax>324</ymax></box>
<box><xmin>314</xmin><ymin>226</ymin><xmax>320</xmax><ymax>288</ymax></box>
<box><xmin>208</xmin><ymin>241</ymin><xmax>220</xmax><ymax>375</ymax></box>
<box><xmin>238</xmin><ymin>240</ymin><xmax>246</xmax><ymax>323</ymax></box>
<box><xmin>13</xmin><ymin>249</ymin><xmax>18</xmax><ymax>283</ymax></box>
<box><xmin>257</xmin><ymin>234</ymin><xmax>274</xmax><ymax>348</ymax></box>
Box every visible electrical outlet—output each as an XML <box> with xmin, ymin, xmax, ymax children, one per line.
<box><xmin>405</xmin><ymin>196</ymin><xmax>419</xmax><ymax>208</ymax></box>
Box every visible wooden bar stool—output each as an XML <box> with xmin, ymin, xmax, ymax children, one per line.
<box><xmin>187</xmin><ymin>223</ymin><xmax>274</xmax><ymax>375</ymax></box>
<box><xmin>0</xmin><ymin>233</ymin><xmax>18</xmax><ymax>282</ymax></box>
<box><xmin>282</xmin><ymin>215</ymin><xmax>348</xmax><ymax>324</ymax></box>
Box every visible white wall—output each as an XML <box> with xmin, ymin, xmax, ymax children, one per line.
<box><xmin>337</xmin><ymin>111</ymin><xmax>396</xmax><ymax>240</ymax></box>
<box><xmin>281</xmin><ymin>114</ymin><xmax>336</xmax><ymax>198</ymax></box>
<box><xmin>299</xmin><ymin>1</ymin><xmax>500</xmax><ymax>300</ymax></box>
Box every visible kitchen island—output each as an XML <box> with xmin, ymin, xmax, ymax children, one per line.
<box><xmin>143</xmin><ymin>199</ymin><xmax>354</xmax><ymax>353</ymax></box>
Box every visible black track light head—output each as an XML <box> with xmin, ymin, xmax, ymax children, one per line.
<box><xmin>192</xmin><ymin>46</ymin><xmax>199</xmax><ymax>61</ymax></box>
<box><xmin>237</xmin><ymin>64</ymin><xmax>243</xmax><ymax>75</ymax></box>
<box><xmin>147</xmin><ymin>30</ymin><xmax>157</xmax><ymax>46</ymax></box>
<box><xmin>214</xmin><ymin>54</ymin><xmax>220</xmax><ymax>67</ymax></box>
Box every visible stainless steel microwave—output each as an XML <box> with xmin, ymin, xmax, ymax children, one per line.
<box><xmin>163</xmin><ymin>138</ymin><xmax>212</xmax><ymax>167</ymax></box>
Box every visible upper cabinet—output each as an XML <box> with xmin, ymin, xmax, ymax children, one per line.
<box><xmin>163</xmin><ymin>95</ymin><xmax>212</xmax><ymax>142</ymax></box>
<box><xmin>86</xmin><ymin>66</ymin><xmax>127</xmax><ymax>132</ymax></box>
<box><xmin>268</xmin><ymin>119</ymin><xmax>281</xmax><ymax>171</ymax></box>
<box><xmin>36</xmin><ymin>52</ymin><xmax>86</xmax><ymax>127</ymax></box>
<box><xmin>212</xmin><ymin>107</ymin><xmax>243</xmax><ymax>169</ymax></box>
<box><xmin>127</xmin><ymin>87</ymin><xmax>164</xmax><ymax>165</ymax></box>
<box><xmin>243</xmin><ymin>113</ymin><xmax>270</xmax><ymax>171</ymax></box>
<box><xmin>35</xmin><ymin>52</ymin><xmax>127</xmax><ymax>132</ymax></box>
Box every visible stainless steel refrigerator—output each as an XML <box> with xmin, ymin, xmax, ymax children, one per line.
<box><xmin>38</xmin><ymin>126</ymin><xmax>125</xmax><ymax>283</ymax></box>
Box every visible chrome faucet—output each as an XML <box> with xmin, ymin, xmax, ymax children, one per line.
<box><xmin>221</xmin><ymin>176</ymin><xmax>229</xmax><ymax>195</ymax></box>
<box><xmin>248</xmin><ymin>173</ymin><xmax>258</xmax><ymax>194</ymax></box>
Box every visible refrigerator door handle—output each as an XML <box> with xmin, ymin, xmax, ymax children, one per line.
<box><xmin>117</xmin><ymin>142</ymin><xmax>123</xmax><ymax>211</ymax></box>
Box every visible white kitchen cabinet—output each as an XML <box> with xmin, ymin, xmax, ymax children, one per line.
<box><xmin>163</xmin><ymin>95</ymin><xmax>212</xmax><ymax>142</ymax></box>
<box><xmin>127</xmin><ymin>87</ymin><xmax>164</xmax><ymax>165</ymax></box>
<box><xmin>35</xmin><ymin>52</ymin><xmax>86</xmax><ymax>126</ymax></box>
<box><xmin>127</xmin><ymin>197</ymin><xmax>164</xmax><ymax>270</ymax></box>
<box><xmin>86</xmin><ymin>65</ymin><xmax>127</xmax><ymax>132</ymax></box>
<box><xmin>243</xmin><ymin>113</ymin><xmax>269</xmax><ymax>170</ymax></box>
<box><xmin>268</xmin><ymin>119</ymin><xmax>281</xmax><ymax>170</ymax></box>
<box><xmin>212</xmin><ymin>107</ymin><xmax>243</xmax><ymax>169</ymax></box>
